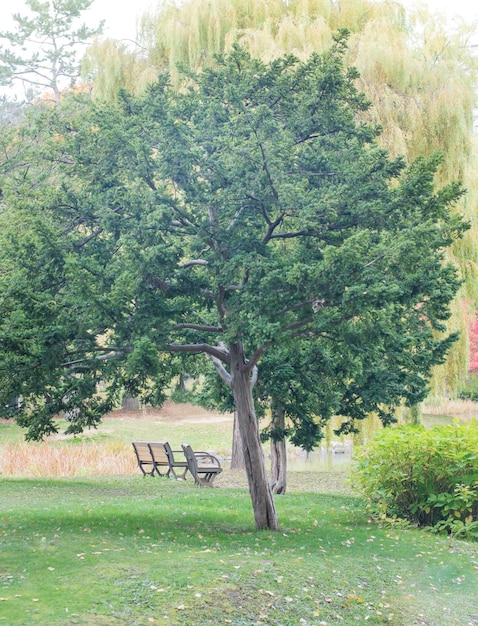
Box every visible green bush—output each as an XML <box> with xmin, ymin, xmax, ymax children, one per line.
<box><xmin>352</xmin><ymin>422</ymin><xmax>478</xmax><ymax>539</ymax></box>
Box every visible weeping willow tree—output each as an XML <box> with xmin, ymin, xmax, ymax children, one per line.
<box><xmin>340</xmin><ymin>4</ymin><xmax>478</xmax><ymax>398</ymax></box>
<box><xmin>81</xmin><ymin>37</ymin><xmax>157</xmax><ymax>100</ymax></box>
<box><xmin>82</xmin><ymin>0</ymin><xmax>478</xmax><ymax>400</ymax></box>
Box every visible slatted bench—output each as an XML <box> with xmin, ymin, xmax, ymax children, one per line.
<box><xmin>162</xmin><ymin>441</ymin><xmax>189</xmax><ymax>479</ymax></box>
<box><xmin>132</xmin><ymin>441</ymin><xmax>168</xmax><ymax>477</ymax></box>
<box><xmin>181</xmin><ymin>443</ymin><xmax>223</xmax><ymax>487</ymax></box>
<box><xmin>132</xmin><ymin>441</ymin><xmax>189</xmax><ymax>479</ymax></box>
<box><xmin>147</xmin><ymin>442</ymin><xmax>174</xmax><ymax>477</ymax></box>
<box><xmin>133</xmin><ymin>441</ymin><xmax>222</xmax><ymax>484</ymax></box>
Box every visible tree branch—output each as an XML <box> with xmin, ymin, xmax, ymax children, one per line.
<box><xmin>179</xmin><ymin>259</ymin><xmax>208</xmax><ymax>268</ymax></box>
<box><xmin>268</xmin><ymin>229</ymin><xmax>312</xmax><ymax>239</ymax></box>
<box><xmin>62</xmin><ymin>347</ymin><xmax>132</xmax><ymax>368</ymax></box>
<box><xmin>166</xmin><ymin>342</ymin><xmax>229</xmax><ymax>363</ymax></box>
<box><xmin>171</xmin><ymin>323</ymin><xmax>223</xmax><ymax>333</ymax></box>
<box><xmin>277</xmin><ymin>300</ymin><xmax>312</xmax><ymax>315</ymax></box>
<box><xmin>209</xmin><ymin>354</ymin><xmax>232</xmax><ymax>387</ymax></box>
<box><xmin>262</xmin><ymin>212</ymin><xmax>286</xmax><ymax>244</ymax></box>
<box><xmin>246</xmin><ymin>344</ymin><xmax>267</xmax><ymax>372</ymax></box>
<box><xmin>281</xmin><ymin>316</ymin><xmax>314</xmax><ymax>333</ymax></box>
<box><xmin>250</xmin><ymin>364</ymin><xmax>259</xmax><ymax>390</ymax></box>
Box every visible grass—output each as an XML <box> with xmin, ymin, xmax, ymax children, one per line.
<box><xmin>1</xmin><ymin>476</ymin><xmax>478</xmax><ymax>626</ymax></box>
<box><xmin>0</xmin><ymin>402</ymin><xmax>234</xmax><ymax>477</ymax></box>
<box><xmin>1</xmin><ymin>401</ymin><xmax>478</xmax><ymax>625</ymax></box>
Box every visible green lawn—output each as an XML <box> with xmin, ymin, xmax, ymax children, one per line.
<box><xmin>1</xmin><ymin>405</ymin><xmax>477</xmax><ymax>624</ymax></box>
<box><xmin>1</xmin><ymin>475</ymin><xmax>477</xmax><ymax>626</ymax></box>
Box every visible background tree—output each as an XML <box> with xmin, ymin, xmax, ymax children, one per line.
<box><xmin>81</xmin><ymin>37</ymin><xmax>155</xmax><ymax>102</ymax></box>
<box><xmin>0</xmin><ymin>0</ymin><xmax>103</xmax><ymax>103</ymax></box>
<box><xmin>0</xmin><ymin>39</ymin><xmax>467</xmax><ymax>528</ymax></box>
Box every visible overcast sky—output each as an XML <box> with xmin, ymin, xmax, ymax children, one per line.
<box><xmin>0</xmin><ymin>0</ymin><xmax>477</xmax><ymax>43</ymax></box>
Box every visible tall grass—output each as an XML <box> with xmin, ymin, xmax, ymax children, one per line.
<box><xmin>2</xmin><ymin>399</ymin><xmax>477</xmax><ymax>477</ymax></box>
<box><xmin>0</xmin><ymin>403</ymin><xmax>235</xmax><ymax>477</ymax></box>
<box><xmin>0</xmin><ymin>441</ymin><xmax>137</xmax><ymax>476</ymax></box>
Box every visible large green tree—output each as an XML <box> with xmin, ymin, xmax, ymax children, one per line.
<box><xmin>0</xmin><ymin>0</ymin><xmax>103</xmax><ymax>103</ymax></box>
<box><xmin>0</xmin><ymin>37</ymin><xmax>467</xmax><ymax>529</ymax></box>
<box><xmin>124</xmin><ymin>0</ymin><xmax>478</xmax><ymax>397</ymax></box>
<box><xmin>123</xmin><ymin>0</ymin><xmax>478</xmax><ymax>480</ymax></box>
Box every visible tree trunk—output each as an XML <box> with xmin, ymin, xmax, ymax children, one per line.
<box><xmin>230</xmin><ymin>411</ymin><xmax>245</xmax><ymax>469</ymax></box>
<box><xmin>176</xmin><ymin>374</ymin><xmax>187</xmax><ymax>393</ymax></box>
<box><xmin>229</xmin><ymin>343</ymin><xmax>278</xmax><ymax>530</ymax></box>
<box><xmin>270</xmin><ymin>401</ymin><xmax>287</xmax><ymax>495</ymax></box>
<box><xmin>121</xmin><ymin>396</ymin><xmax>139</xmax><ymax>410</ymax></box>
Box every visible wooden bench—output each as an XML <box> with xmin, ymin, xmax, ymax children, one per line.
<box><xmin>181</xmin><ymin>443</ymin><xmax>222</xmax><ymax>487</ymax></box>
<box><xmin>162</xmin><ymin>441</ymin><xmax>189</xmax><ymax>480</ymax></box>
<box><xmin>147</xmin><ymin>442</ymin><xmax>174</xmax><ymax>477</ymax></box>
<box><xmin>132</xmin><ymin>441</ymin><xmax>189</xmax><ymax>479</ymax></box>
<box><xmin>132</xmin><ymin>441</ymin><xmax>167</xmax><ymax>477</ymax></box>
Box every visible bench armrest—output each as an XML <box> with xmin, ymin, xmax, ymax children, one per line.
<box><xmin>194</xmin><ymin>451</ymin><xmax>221</xmax><ymax>467</ymax></box>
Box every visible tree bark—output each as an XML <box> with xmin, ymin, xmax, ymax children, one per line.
<box><xmin>229</xmin><ymin>343</ymin><xmax>278</xmax><ymax>530</ymax></box>
<box><xmin>230</xmin><ymin>410</ymin><xmax>245</xmax><ymax>469</ymax></box>
<box><xmin>176</xmin><ymin>374</ymin><xmax>187</xmax><ymax>393</ymax></box>
<box><xmin>270</xmin><ymin>401</ymin><xmax>287</xmax><ymax>495</ymax></box>
<box><xmin>121</xmin><ymin>396</ymin><xmax>139</xmax><ymax>410</ymax></box>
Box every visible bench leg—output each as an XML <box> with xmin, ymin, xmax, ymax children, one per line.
<box><xmin>169</xmin><ymin>466</ymin><xmax>188</xmax><ymax>480</ymax></box>
<box><xmin>140</xmin><ymin>464</ymin><xmax>155</xmax><ymax>477</ymax></box>
<box><xmin>153</xmin><ymin>465</ymin><xmax>170</xmax><ymax>477</ymax></box>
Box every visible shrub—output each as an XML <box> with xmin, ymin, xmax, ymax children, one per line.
<box><xmin>352</xmin><ymin>422</ymin><xmax>478</xmax><ymax>539</ymax></box>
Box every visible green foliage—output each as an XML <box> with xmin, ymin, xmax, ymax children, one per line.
<box><xmin>353</xmin><ymin>422</ymin><xmax>478</xmax><ymax>539</ymax></box>
<box><xmin>129</xmin><ymin>0</ymin><xmax>478</xmax><ymax>399</ymax></box>
<box><xmin>0</xmin><ymin>40</ymin><xmax>466</xmax><ymax>447</ymax></box>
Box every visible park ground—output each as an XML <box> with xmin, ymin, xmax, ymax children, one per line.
<box><xmin>1</xmin><ymin>401</ymin><xmax>477</xmax><ymax>625</ymax></box>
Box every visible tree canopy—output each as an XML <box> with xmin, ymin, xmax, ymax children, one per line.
<box><xmin>84</xmin><ymin>0</ymin><xmax>477</xmax><ymax>398</ymax></box>
<box><xmin>0</xmin><ymin>35</ymin><xmax>468</xmax><ymax>528</ymax></box>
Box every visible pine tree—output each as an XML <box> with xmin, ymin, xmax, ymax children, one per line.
<box><xmin>127</xmin><ymin>0</ymin><xmax>478</xmax><ymax>400</ymax></box>
<box><xmin>0</xmin><ymin>0</ymin><xmax>103</xmax><ymax>103</ymax></box>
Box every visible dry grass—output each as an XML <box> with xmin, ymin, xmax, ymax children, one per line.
<box><xmin>0</xmin><ymin>401</ymin><xmax>234</xmax><ymax>477</ymax></box>
<box><xmin>0</xmin><ymin>443</ymin><xmax>353</xmax><ymax>495</ymax></box>
<box><xmin>422</xmin><ymin>398</ymin><xmax>478</xmax><ymax>420</ymax></box>
<box><xmin>0</xmin><ymin>441</ymin><xmax>138</xmax><ymax>477</ymax></box>
<box><xmin>3</xmin><ymin>398</ymin><xmax>476</xmax><ymax>478</ymax></box>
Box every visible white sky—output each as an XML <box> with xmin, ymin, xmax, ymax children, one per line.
<box><xmin>0</xmin><ymin>0</ymin><xmax>475</xmax><ymax>100</ymax></box>
<box><xmin>0</xmin><ymin>0</ymin><xmax>477</xmax><ymax>43</ymax></box>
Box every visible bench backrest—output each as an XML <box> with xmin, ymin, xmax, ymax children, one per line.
<box><xmin>148</xmin><ymin>442</ymin><xmax>169</xmax><ymax>466</ymax></box>
<box><xmin>132</xmin><ymin>441</ymin><xmax>154</xmax><ymax>464</ymax></box>
<box><xmin>181</xmin><ymin>443</ymin><xmax>201</xmax><ymax>477</ymax></box>
<box><xmin>163</xmin><ymin>441</ymin><xmax>183</xmax><ymax>465</ymax></box>
<box><xmin>181</xmin><ymin>443</ymin><xmax>222</xmax><ymax>486</ymax></box>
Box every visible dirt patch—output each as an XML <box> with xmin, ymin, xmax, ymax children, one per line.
<box><xmin>105</xmin><ymin>400</ymin><xmax>234</xmax><ymax>424</ymax></box>
<box><xmin>216</xmin><ymin>468</ymin><xmax>353</xmax><ymax>494</ymax></box>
